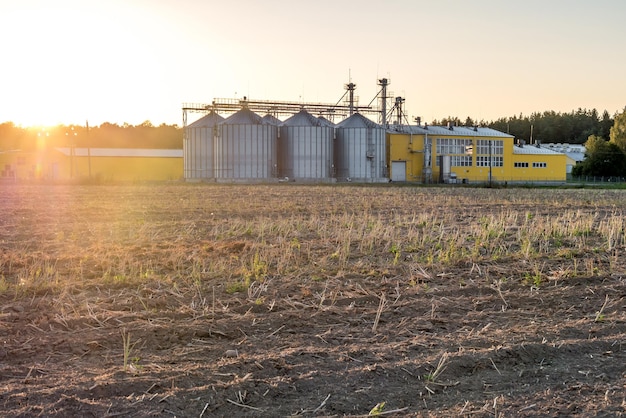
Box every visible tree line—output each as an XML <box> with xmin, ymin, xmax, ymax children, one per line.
<box><xmin>433</xmin><ymin>108</ymin><xmax>614</xmax><ymax>145</ymax></box>
<box><xmin>0</xmin><ymin>121</ymin><xmax>182</xmax><ymax>151</ymax></box>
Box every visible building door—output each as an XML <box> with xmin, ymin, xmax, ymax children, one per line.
<box><xmin>391</xmin><ymin>161</ymin><xmax>406</xmax><ymax>181</ymax></box>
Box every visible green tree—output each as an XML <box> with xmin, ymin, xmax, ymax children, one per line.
<box><xmin>609</xmin><ymin>108</ymin><xmax>626</xmax><ymax>153</ymax></box>
<box><xmin>599</xmin><ymin>110</ymin><xmax>613</xmax><ymax>140</ymax></box>
<box><xmin>487</xmin><ymin>108</ymin><xmax>614</xmax><ymax>144</ymax></box>
<box><xmin>573</xmin><ymin>135</ymin><xmax>626</xmax><ymax>177</ymax></box>
<box><xmin>585</xmin><ymin>134</ymin><xmax>607</xmax><ymax>155</ymax></box>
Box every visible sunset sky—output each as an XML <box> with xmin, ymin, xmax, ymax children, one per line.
<box><xmin>1</xmin><ymin>0</ymin><xmax>625</xmax><ymax>127</ymax></box>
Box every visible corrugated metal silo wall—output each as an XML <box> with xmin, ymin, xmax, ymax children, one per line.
<box><xmin>215</xmin><ymin>124</ymin><xmax>278</xmax><ymax>179</ymax></box>
<box><xmin>279</xmin><ymin>125</ymin><xmax>334</xmax><ymax>179</ymax></box>
<box><xmin>335</xmin><ymin>126</ymin><xmax>386</xmax><ymax>181</ymax></box>
<box><xmin>183</xmin><ymin>130</ymin><xmax>190</xmax><ymax>179</ymax></box>
<box><xmin>184</xmin><ymin>127</ymin><xmax>214</xmax><ymax>179</ymax></box>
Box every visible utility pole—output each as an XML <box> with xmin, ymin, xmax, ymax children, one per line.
<box><xmin>66</xmin><ymin>127</ymin><xmax>77</xmax><ymax>179</ymax></box>
<box><xmin>86</xmin><ymin>120</ymin><xmax>92</xmax><ymax>179</ymax></box>
<box><xmin>489</xmin><ymin>140</ymin><xmax>493</xmax><ymax>187</ymax></box>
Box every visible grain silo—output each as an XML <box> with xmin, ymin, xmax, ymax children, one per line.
<box><xmin>279</xmin><ymin>109</ymin><xmax>334</xmax><ymax>182</ymax></box>
<box><xmin>215</xmin><ymin>107</ymin><xmax>278</xmax><ymax>181</ymax></box>
<box><xmin>184</xmin><ymin>111</ymin><xmax>223</xmax><ymax>180</ymax></box>
<box><xmin>317</xmin><ymin>116</ymin><xmax>335</xmax><ymax>127</ymax></box>
<box><xmin>262</xmin><ymin>114</ymin><xmax>282</xmax><ymax>126</ymax></box>
<box><xmin>335</xmin><ymin>113</ymin><xmax>387</xmax><ymax>182</ymax></box>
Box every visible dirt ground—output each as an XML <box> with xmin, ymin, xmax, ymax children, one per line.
<box><xmin>0</xmin><ymin>184</ymin><xmax>625</xmax><ymax>417</ymax></box>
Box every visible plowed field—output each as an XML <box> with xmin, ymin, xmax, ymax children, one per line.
<box><xmin>1</xmin><ymin>184</ymin><xmax>624</xmax><ymax>417</ymax></box>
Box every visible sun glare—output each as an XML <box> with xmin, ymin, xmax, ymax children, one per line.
<box><xmin>0</xmin><ymin>3</ymin><xmax>170</xmax><ymax>127</ymax></box>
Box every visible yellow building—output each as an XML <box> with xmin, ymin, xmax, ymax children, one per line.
<box><xmin>387</xmin><ymin>124</ymin><xmax>567</xmax><ymax>183</ymax></box>
<box><xmin>510</xmin><ymin>143</ymin><xmax>567</xmax><ymax>182</ymax></box>
<box><xmin>0</xmin><ymin>147</ymin><xmax>183</xmax><ymax>182</ymax></box>
<box><xmin>0</xmin><ymin>149</ymin><xmax>39</xmax><ymax>180</ymax></box>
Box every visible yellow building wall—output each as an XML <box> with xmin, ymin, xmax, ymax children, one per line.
<box><xmin>0</xmin><ymin>150</ymin><xmax>182</xmax><ymax>182</ymax></box>
<box><xmin>387</xmin><ymin>133</ymin><xmax>424</xmax><ymax>182</ymax></box>
<box><xmin>388</xmin><ymin>132</ymin><xmax>567</xmax><ymax>183</ymax></box>
<box><xmin>0</xmin><ymin>150</ymin><xmax>66</xmax><ymax>180</ymax></box>
<box><xmin>510</xmin><ymin>153</ymin><xmax>567</xmax><ymax>181</ymax></box>
<box><xmin>430</xmin><ymin>135</ymin><xmax>513</xmax><ymax>183</ymax></box>
<box><xmin>71</xmin><ymin>157</ymin><xmax>183</xmax><ymax>182</ymax></box>
<box><xmin>0</xmin><ymin>152</ymin><xmax>25</xmax><ymax>180</ymax></box>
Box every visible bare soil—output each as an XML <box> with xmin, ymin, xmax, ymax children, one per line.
<box><xmin>0</xmin><ymin>184</ymin><xmax>625</xmax><ymax>417</ymax></box>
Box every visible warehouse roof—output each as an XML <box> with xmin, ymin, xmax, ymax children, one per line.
<box><xmin>512</xmin><ymin>145</ymin><xmax>564</xmax><ymax>155</ymax></box>
<box><xmin>541</xmin><ymin>143</ymin><xmax>586</xmax><ymax>162</ymax></box>
<box><xmin>55</xmin><ymin>148</ymin><xmax>183</xmax><ymax>158</ymax></box>
<box><xmin>395</xmin><ymin>125</ymin><xmax>514</xmax><ymax>138</ymax></box>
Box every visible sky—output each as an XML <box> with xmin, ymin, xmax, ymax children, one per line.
<box><xmin>1</xmin><ymin>0</ymin><xmax>626</xmax><ymax>128</ymax></box>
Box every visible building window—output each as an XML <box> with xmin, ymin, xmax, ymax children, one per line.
<box><xmin>477</xmin><ymin>140</ymin><xmax>503</xmax><ymax>155</ymax></box>
<box><xmin>533</xmin><ymin>162</ymin><xmax>547</xmax><ymax>168</ymax></box>
<box><xmin>514</xmin><ymin>162</ymin><xmax>529</xmax><ymax>168</ymax></box>
<box><xmin>450</xmin><ymin>155</ymin><xmax>472</xmax><ymax>166</ymax></box>
<box><xmin>436</xmin><ymin>138</ymin><xmax>472</xmax><ymax>155</ymax></box>
<box><xmin>436</xmin><ymin>138</ymin><xmax>472</xmax><ymax>167</ymax></box>
<box><xmin>476</xmin><ymin>139</ymin><xmax>503</xmax><ymax>167</ymax></box>
<box><xmin>476</xmin><ymin>156</ymin><xmax>503</xmax><ymax>167</ymax></box>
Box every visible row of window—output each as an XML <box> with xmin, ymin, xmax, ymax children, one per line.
<box><xmin>439</xmin><ymin>156</ymin><xmax>505</xmax><ymax>167</ymax></box>
<box><xmin>436</xmin><ymin>138</ymin><xmax>505</xmax><ymax>167</ymax></box>
<box><xmin>476</xmin><ymin>140</ymin><xmax>504</xmax><ymax>155</ymax></box>
<box><xmin>435</xmin><ymin>139</ymin><xmax>549</xmax><ymax>169</ymax></box>
<box><xmin>436</xmin><ymin>138</ymin><xmax>504</xmax><ymax>156</ymax></box>
<box><xmin>476</xmin><ymin>156</ymin><xmax>503</xmax><ymax>167</ymax></box>
<box><xmin>514</xmin><ymin>162</ymin><xmax>547</xmax><ymax>168</ymax></box>
<box><xmin>436</xmin><ymin>138</ymin><xmax>473</xmax><ymax>155</ymax></box>
<box><xmin>439</xmin><ymin>159</ymin><xmax>548</xmax><ymax>168</ymax></box>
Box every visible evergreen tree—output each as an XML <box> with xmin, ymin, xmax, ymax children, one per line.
<box><xmin>609</xmin><ymin>108</ymin><xmax>626</xmax><ymax>153</ymax></box>
<box><xmin>599</xmin><ymin>110</ymin><xmax>613</xmax><ymax>139</ymax></box>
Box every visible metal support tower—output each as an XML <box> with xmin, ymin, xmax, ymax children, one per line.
<box><xmin>345</xmin><ymin>82</ymin><xmax>356</xmax><ymax>115</ymax></box>
<box><xmin>182</xmin><ymin>80</ymin><xmax>397</xmax><ymax>129</ymax></box>
<box><xmin>183</xmin><ymin>94</ymin><xmax>378</xmax><ymax>130</ymax></box>
<box><xmin>394</xmin><ymin>96</ymin><xmax>405</xmax><ymax>125</ymax></box>
<box><xmin>378</xmin><ymin>78</ymin><xmax>389</xmax><ymax>128</ymax></box>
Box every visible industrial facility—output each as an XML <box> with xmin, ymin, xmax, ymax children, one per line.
<box><xmin>0</xmin><ymin>79</ymin><xmax>567</xmax><ymax>184</ymax></box>
<box><xmin>183</xmin><ymin>80</ymin><xmax>567</xmax><ymax>184</ymax></box>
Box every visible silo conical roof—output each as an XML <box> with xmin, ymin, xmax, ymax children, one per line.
<box><xmin>337</xmin><ymin>113</ymin><xmax>380</xmax><ymax>129</ymax></box>
<box><xmin>262</xmin><ymin>114</ymin><xmax>282</xmax><ymax>125</ymax></box>
<box><xmin>221</xmin><ymin>108</ymin><xmax>264</xmax><ymax>125</ymax></box>
<box><xmin>188</xmin><ymin>111</ymin><xmax>224</xmax><ymax>128</ymax></box>
<box><xmin>317</xmin><ymin>116</ymin><xmax>335</xmax><ymax>127</ymax></box>
<box><xmin>282</xmin><ymin>110</ymin><xmax>322</xmax><ymax>127</ymax></box>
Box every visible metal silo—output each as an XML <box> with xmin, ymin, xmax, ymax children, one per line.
<box><xmin>279</xmin><ymin>110</ymin><xmax>334</xmax><ymax>181</ymax></box>
<box><xmin>262</xmin><ymin>114</ymin><xmax>282</xmax><ymax>126</ymax></box>
<box><xmin>335</xmin><ymin>113</ymin><xmax>387</xmax><ymax>182</ymax></box>
<box><xmin>317</xmin><ymin>116</ymin><xmax>335</xmax><ymax>127</ymax></box>
<box><xmin>215</xmin><ymin>108</ymin><xmax>278</xmax><ymax>181</ymax></box>
<box><xmin>184</xmin><ymin>111</ymin><xmax>223</xmax><ymax>181</ymax></box>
